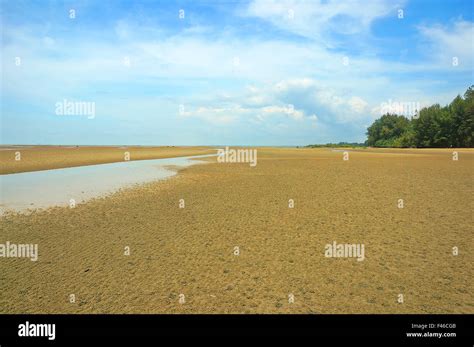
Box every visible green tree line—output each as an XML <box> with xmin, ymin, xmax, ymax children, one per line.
<box><xmin>366</xmin><ymin>86</ymin><xmax>474</xmax><ymax>148</ymax></box>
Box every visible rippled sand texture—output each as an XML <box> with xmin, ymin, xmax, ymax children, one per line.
<box><xmin>1</xmin><ymin>148</ymin><xmax>472</xmax><ymax>313</ymax></box>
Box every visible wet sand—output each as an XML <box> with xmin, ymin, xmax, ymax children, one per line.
<box><xmin>0</xmin><ymin>154</ymin><xmax>214</xmax><ymax>214</ymax></box>
<box><xmin>0</xmin><ymin>146</ymin><xmax>215</xmax><ymax>174</ymax></box>
<box><xmin>0</xmin><ymin>147</ymin><xmax>473</xmax><ymax>313</ymax></box>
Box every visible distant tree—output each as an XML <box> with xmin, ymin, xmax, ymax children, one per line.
<box><xmin>393</xmin><ymin>126</ymin><xmax>416</xmax><ymax>148</ymax></box>
<box><xmin>366</xmin><ymin>114</ymin><xmax>411</xmax><ymax>147</ymax></box>
<box><xmin>365</xmin><ymin>86</ymin><xmax>474</xmax><ymax>148</ymax></box>
<box><xmin>456</xmin><ymin>86</ymin><xmax>474</xmax><ymax>147</ymax></box>
<box><xmin>412</xmin><ymin>104</ymin><xmax>453</xmax><ymax>147</ymax></box>
<box><xmin>449</xmin><ymin>95</ymin><xmax>466</xmax><ymax>147</ymax></box>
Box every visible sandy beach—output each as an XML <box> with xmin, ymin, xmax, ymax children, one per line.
<box><xmin>0</xmin><ymin>146</ymin><xmax>216</xmax><ymax>174</ymax></box>
<box><xmin>1</xmin><ymin>147</ymin><xmax>472</xmax><ymax>313</ymax></box>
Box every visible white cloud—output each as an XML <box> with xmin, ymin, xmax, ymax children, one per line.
<box><xmin>418</xmin><ymin>20</ymin><xmax>474</xmax><ymax>68</ymax></box>
<box><xmin>178</xmin><ymin>105</ymin><xmax>245</xmax><ymax>125</ymax></box>
<box><xmin>245</xmin><ymin>0</ymin><xmax>404</xmax><ymax>40</ymax></box>
<box><xmin>179</xmin><ymin>78</ymin><xmax>371</xmax><ymax>126</ymax></box>
<box><xmin>178</xmin><ymin>101</ymin><xmax>307</xmax><ymax>125</ymax></box>
<box><xmin>261</xmin><ymin>105</ymin><xmax>304</xmax><ymax>120</ymax></box>
<box><xmin>348</xmin><ymin>96</ymin><xmax>369</xmax><ymax>114</ymax></box>
<box><xmin>269</xmin><ymin>78</ymin><xmax>371</xmax><ymax>123</ymax></box>
<box><xmin>3</xmin><ymin>17</ymin><xmax>460</xmax><ymax>111</ymax></box>
<box><xmin>2</xmin><ymin>12</ymin><xmax>471</xmax><ymax>140</ymax></box>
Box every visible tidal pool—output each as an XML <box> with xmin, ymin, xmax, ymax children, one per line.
<box><xmin>0</xmin><ymin>154</ymin><xmax>214</xmax><ymax>214</ymax></box>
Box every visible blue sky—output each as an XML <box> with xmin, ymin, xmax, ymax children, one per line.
<box><xmin>1</xmin><ymin>0</ymin><xmax>473</xmax><ymax>145</ymax></box>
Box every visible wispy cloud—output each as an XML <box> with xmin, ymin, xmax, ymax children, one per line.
<box><xmin>418</xmin><ymin>20</ymin><xmax>474</xmax><ymax>68</ymax></box>
<box><xmin>1</xmin><ymin>0</ymin><xmax>472</xmax><ymax>145</ymax></box>
<box><xmin>244</xmin><ymin>0</ymin><xmax>404</xmax><ymax>41</ymax></box>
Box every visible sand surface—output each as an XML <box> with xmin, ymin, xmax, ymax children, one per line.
<box><xmin>0</xmin><ymin>146</ymin><xmax>215</xmax><ymax>174</ymax></box>
<box><xmin>0</xmin><ymin>147</ymin><xmax>472</xmax><ymax>313</ymax></box>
